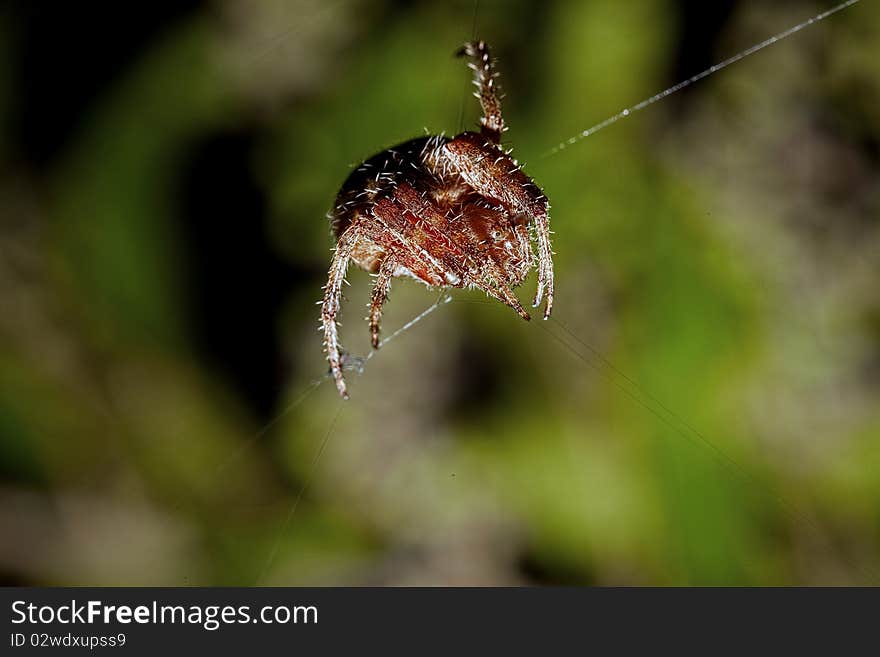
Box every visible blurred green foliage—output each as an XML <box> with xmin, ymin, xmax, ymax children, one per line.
<box><xmin>1</xmin><ymin>0</ymin><xmax>879</xmax><ymax>585</ymax></box>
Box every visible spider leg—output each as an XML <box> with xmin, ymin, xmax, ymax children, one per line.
<box><xmin>456</xmin><ymin>40</ymin><xmax>505</xmax><ymax>144</ymax></box>
<box><xmin>473</xmin><ymin>259</ymin><xmax>531</xmax><ymax>320</ymax></box>
<box><xmin>370</xmin><ymin>196</ymin><xmax>457</xmax><ymax>287</ymax></box>
<box><xmin>321</xmin><ymin>226</ymin><xmax>360</xmax><ymax>400</ymax></box>
<box><xmin>532</xmin><ymin>211</ymin><xmax>554</xmax><ymax>318</ymax></box>
<box><xmin>369</xmin><ymin>254</ymin><xmax>397</xmax><ymax>349</ymax></box>
<box><xmin>392</xmin><ymin>183</ymin><xmax>530</xmax><ymax>321</ymax></box>
<box><xmin>441</xmin><ymin>133</ymin><xmax>555</xmax><ymax>318</ymax></box>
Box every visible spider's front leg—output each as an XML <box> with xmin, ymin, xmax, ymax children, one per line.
<box><xmin>321</xmin><ymin>226</ymin><xmax>360</xmax><ymax>399</ymax></box>
<box><xmin>457</xmin><ymin>40</ymin><xmax>505</xmax><ymax>144</ymax></box>
<box><xmin>532</xmin><ymin>211</ymin><xmax>554</xmax><ymax>319</ymax></box>
<box><xmin>441</xmin><ymin>133</ymin><xmax>555</xmax><ymax>318</ymax></box>
<box><xmin>369</xmin><ymin>255</ymin><xmax>396</xmax><ymax>349</ymax></box>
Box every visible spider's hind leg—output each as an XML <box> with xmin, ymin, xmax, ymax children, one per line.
<box><xmin>369</xmin><ymin>255</ymin><xmax>396</xmax><ymax>349</ymax></box>
<box><xmin>321</xmin><ymin>226</ymin><xmax>360</xmax><ymax>399</ymax></box>
<box><xmin>457</xmin><ymin>40</ymin><xmax>505</xmax><ymax>144</ymax></box>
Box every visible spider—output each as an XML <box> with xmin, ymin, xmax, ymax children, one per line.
<box><xmin>321</xmin><ymin>40</ymin><xmax>554</xmax><ymax>399</ymax></box>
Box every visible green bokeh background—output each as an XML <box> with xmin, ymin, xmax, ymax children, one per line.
<box><xmin>1</xmin><ymin>0</ymin><xmax>879</xmax><ymax>585</ymax></box>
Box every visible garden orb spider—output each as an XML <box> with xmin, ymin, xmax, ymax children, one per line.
<box><xmin>321</xmin><ymin>40</ymin><xmax>555</xmax><ymax>399</ymax></box>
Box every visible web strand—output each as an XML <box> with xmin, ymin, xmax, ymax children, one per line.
<box><xmin>367</xmin><ymin>293</ymin><xmax>452</xmax><ymax>358</ymax></box>
<box><xmin>252</xmin><ymin>293</ymin><xmax>449</xmax><ymax>582</ymax></box>
<box><xmin>257</xmin><ymin>401</ymin><xmax>343</xmax><ymax>584</ymax></box>
<box><xmin>538</xmin><ymin>318</ymin><xmax>879</xmax><ymax>584</ymax></box>
<box><xmin>457</xmin><ymin>0</ymin><xmax>481</xmax><ymax>133</ymax></box>
<box><xmin>543</xmin><ymin>0</ymin><xmax>861</xmax><ymax>157</ymax></box>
